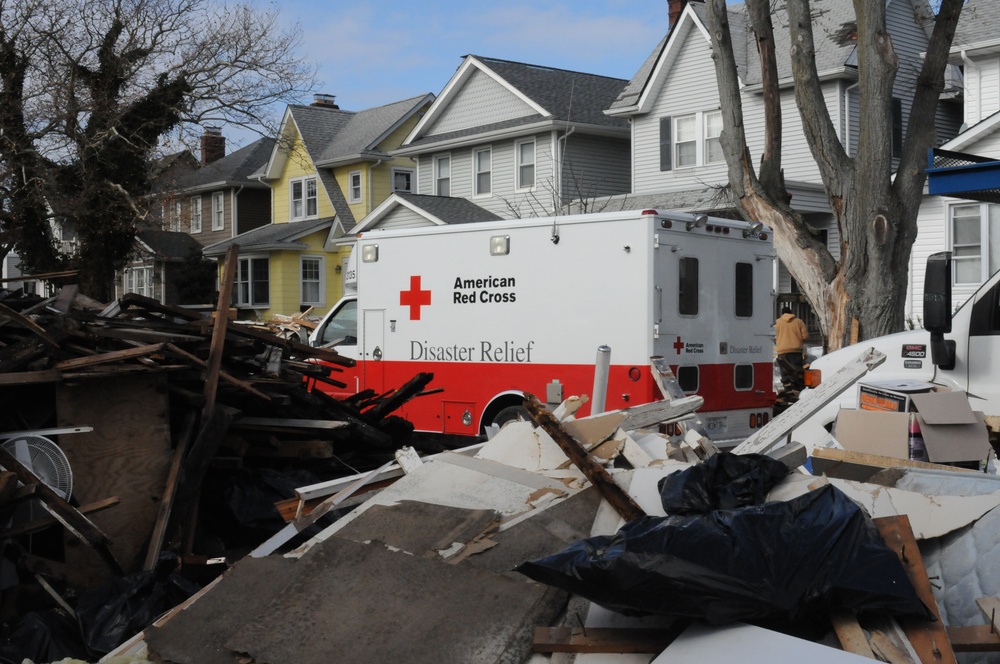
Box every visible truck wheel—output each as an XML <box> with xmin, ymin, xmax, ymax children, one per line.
<box><xmin>492</xmin><ymin>405</ymin><xmax>531</xmax><ymax>428</ymax></box>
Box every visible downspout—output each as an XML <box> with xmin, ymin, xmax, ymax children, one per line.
<box><xmin>843</xmin><ymin>81</ymin><xmax>859</xmax><ymax>156</ymax></box>
<box><xmin>556</xmin><ymin>127</ymin><xmax>576</xmax><ymax>213</ymax></box>
<box><xmin>160</xmin><ymin>261</ymin><xmax>167</xmax><ymax>305</ymax></box>
<box><xmin>960</xmin><ymin>50</ymin><xmax>979</xmax><ymax>124</ymax></box>
<box><xmin>232</xmin><ymin>186</ymin><xmax>243</xmax><ymax>237</ymax></box>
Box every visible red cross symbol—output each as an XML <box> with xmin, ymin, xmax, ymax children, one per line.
<box><xmin>673</xmin><ymin>336</ymin><xmax>684</xmax><ymax>355</ymax></box>
<box><xmin>400</xmin><ymin>275</ymin><xmax>431</xmax><ymax>320</ymax></box>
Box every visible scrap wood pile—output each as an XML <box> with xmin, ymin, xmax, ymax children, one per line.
<box><xmin>0</xmin><ymin>279</ymin><xmax>440</xmax><ymax>663</ymax></box>
<box><xmin>98</xmin><ymin>360</ymin><xmax>1000</xmax><ymax>664</ymax></box>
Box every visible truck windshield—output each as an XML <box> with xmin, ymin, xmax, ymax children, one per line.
<box><xmin>320</xmin><ymin>300</ymin><xmax>358</xmax><ymax>346</ymax></box>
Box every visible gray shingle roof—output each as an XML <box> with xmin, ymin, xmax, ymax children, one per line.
<box><xmin>395</xmin><ymin>193</ymin><xmax>503</xmax><ymax>224</ymax></box>
<box><xmin>954</xmin><ymin>0</ymin><xmax>1000</xmax><ymax>48</ymax></box>
<box><xmin>202</xmin><ymin>217</ymin><xmax>335</xmax><ymax>256</ymax></box>
<box><xmin>317</xmin><ymin>95</ymin><xmax>432</xmax><ymax>164</ymax></box>
<box><xmin>400</xmin><ymin>115</ymin><xmax>548</xmax><ymax>149</ymax></box>
<box><xmin>137</xmin><ymin>230</ymin><xmax>205</xmax><ymax>260</ymax></box>
<box><xmin>609</xmin><ymin>33</ymin><xmax>669</xmax><ymax>111</ymax></box>
<box><xmin>474</xmin><ymin>56</ymin><xmax>628</xmax><ymax>128</ymax></box>
<box><xmin>173</xmin><ymin>138</ymin><xmax>274</xmax><ymax>191</ymax></box>
<box><xmin>571</xmin><ymin>188</ymin><xmax>732</xmax><ymax>214</ymax></box>
<box><xmin>287</xmin><ymin>105</ymin><xmax>355</xmax><ymax>163</ymax></box>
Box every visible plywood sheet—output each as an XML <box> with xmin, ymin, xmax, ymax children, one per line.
<box><xmin>57</xmin><ymin>373</ymin><xmax>173</xmax><ymax>585</ymax></box>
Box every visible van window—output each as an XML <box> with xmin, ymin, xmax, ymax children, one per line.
<box><xmin>677</xmin><ymin>365</ymin><xmax>699</xmax><ymax>393</ymax></box>
<box><xmin>679</xmin><ymin>257</ymin><xmax>699</xmax><ymax>316</ymax></box>
<box><xmin>320</xmin><ymin>299</ymin><xmax>358</xmax><ymax>345</ymax></box>
<box><xmin>734</xmin><ymin>364</ymin><xmax>754</xmax><ymax>391</ymax></box>
<box><xmin>735</xmin><ymin>262</ymin><xmax>753</xmax><ymax>318</ymax></box>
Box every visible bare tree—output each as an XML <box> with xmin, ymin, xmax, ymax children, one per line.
<box><xmin>703</xmin><ymin>0</ymin><xmax>964</xmax><ymax>349</ymax></box>
<box><xmin>0</xmin><ymin>0</ymin><xmax>315</xmax><ymax>299</ymax></box>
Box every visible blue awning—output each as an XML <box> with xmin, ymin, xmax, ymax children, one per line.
<box><xmin>927</xmin><ymin>148</ymin><xmax>1000</xmax><ymax>203</ymax></box>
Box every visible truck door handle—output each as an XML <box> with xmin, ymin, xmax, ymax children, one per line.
<box><xmin>372</xmin><ymin>346</ymin><xmax>382</xmax><ymax>361</ymax></box>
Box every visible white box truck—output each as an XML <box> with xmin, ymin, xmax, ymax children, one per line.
<box><xmin>308</xmin><ymin>209</ymin><xmax>776</xmax><ymax>444</ymax></box>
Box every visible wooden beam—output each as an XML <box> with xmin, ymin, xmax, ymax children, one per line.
<box><xmin>0</xmin><ymin>269</ymin><xmax>78</xmax><ymax>283</ymax></box>
<box><xmin>0</xmin><ymin>369</ymin><xmax>62</xmax><ymax>385</ymax></box>
<box><xmin>811</xmin><ymin>448</ymin><xmax>976</xmax><ymax>482</ymax></box>
<box><xmin>0</xmin><ymin>300</ymin><xmax>61</xmax><ymax>348</ymax></box>
<box><xmin>532</xmin><ymin>626</ymin><xmax>687</xmax><ymax>654</ymax></box>
<box><xmin>143</xmin><ymin>413</ymin><xmax>197</xmax><ymax>571</ymax></box>
<box><xmin>976</xmin><ymin>597</ymin><xmax>1000</xmax><ymax>634</ymax></box>
<box><xmin>830</xmin><ymin>610</ymin><xmax>877</xmax><ymax>659</ymax></box>
<box><xmin>202</xmin><ymin>244</ymin><xmax>239</xmax><ymax>423</ymax></box>
<box><xmin>0</xmin><ymin>446</ymin><xmax>122</xmax><ymax>575</ymax></box>
<box><xmin>0</xmin><ymin>496</ymin><xmax>120</xmax><ymax>539</ymax></box>
<box><xmin>53</xmin><ymin>343</ymin><xmax>166</xmax><ymax>371</ymax></box>
<box><xmin>164</xmin><ymin>343</ymin><xmax>272</xmax><ymax>402</ymax></box>
<box><xmin>523</xmin><ymin>395</ymin><xmax>646</xmax><ymax>522</ymax></box>
<box><xmin>946</xmin><ymin>626</ymin><xmax>1000</xmax><ymax>652</ymax></box>
<box><xmin>874</xmin><ymin>515</ymin><xmax>957</xmax><ymax>664</ymax></box>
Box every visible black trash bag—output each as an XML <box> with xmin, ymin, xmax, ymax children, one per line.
<box><xmin>0</xmin><ymin>609</ymin><xmax>89</xmax><ymax>664</ymax></box>
<box><xmin>516</xmin><ymin>484</ymin><xmax>933</xmax><ymax>632</ymax></box>
<box><xmin>658</xmin><ymin>451</ymin><xmax>788</xmax><ymax>515</ymax></box>
<box><xmin>76</xmin><ymin>554</ymin><xmax>200</xmax><ymax>655</ymax></box>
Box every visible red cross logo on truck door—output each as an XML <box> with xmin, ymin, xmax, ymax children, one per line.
<box><xmin>673</xmin><ymin>336</ymin><xmax>684</xmax><ymax>355</ymax></box>
<box><xmin>400</xmin><ymin>275</ymin><xmax>431</xmax><ymax>320</ymax></box>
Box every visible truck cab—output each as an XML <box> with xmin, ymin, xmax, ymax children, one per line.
<box><xmin>803</xmin><ymin>251</ymin><xmax>1000</xmax><ymax>435</ymax></box>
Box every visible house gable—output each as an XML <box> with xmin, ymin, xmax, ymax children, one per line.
<box><xmin>426</xmin><ymin>68</ymin><xmax>540</xmax><ymax>136</ymax></box>
<box><xmin>269</xmin><ymin>131</ymin><xmax>336</xmax><ymax>224</ymax></box>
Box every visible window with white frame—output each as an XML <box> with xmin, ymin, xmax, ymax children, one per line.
<box><xmin>173</xmin><ymin>200</ymin><xmax>182</xmax><ymax>232</ymax></box>
<box><xmin>517</xmin><ymin>139</ymin><xmax>535</xmax><ymax>189</ymax></box>
<box><xmin>704</xmin><ymin>110</ymin><xmax>724</xmax><ymax>165</ymax></box>
<box><xmin>212</xmin><ymin>192</ymin><xmax>225</xmax><ymax>231</ymax></box>
<box><xmin>234</xmin><ymin>256</ymin><xmax>269</xmax><ymax>307</ymax></box>
<box><xmin>348</xmin><ymin>171</ymin><xmax>362</xmax><ymax>203</ymax></box>
<box><xmin>474</xmin><ymin>148</ymin><xmax>492</xmax><ymax>196</ymax></box>
<box><xmin>301</xmin><ymin>255</ymin><xmax>324</xmax><ymax>305</ymax></box>
<box><xmin>124</xmin><ymin>266</ymin><xmax>153</xmax><ymax>297</ymax></box>
<box><xmin>435</xmin><ymin>156</ymin><xmax>451</xmax><ymax>196</ymax></box>
<box><xmin>674</xmin><ymin>115</ymin><xmax>697</xmax><ymax>168</ymax></box>
<box><xmin>951</xmin><ymin>202</ymin><xmax>1000</xmax><ymax>284</ymax></box>
<box><xmin>392</xmin><ymin>168</ymin><xmax>414</xmax><ymax>193</ymax></box>
<box><xmin>291</xmin><ymin>176</ymin><xmax>318</xmax><ymax>220</ymax></box>
<box><xmin>190</xmin><ymin>196</ymin><xmax>202</xmax><ymax>233</ymax></box>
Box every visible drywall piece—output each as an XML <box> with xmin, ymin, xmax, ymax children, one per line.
<box><xmin>565</xmin><ymin>411</ymin><xmax>628</xmax><ymax>449</ymax></box>
<box><xmin>476</xmin><ymin>420</ymin><xmax>578</xmax><ymax>474</ymax></box>
<box><xmin>768</xmin><ymin>475</ymin><xmax>1000</xmax><ymax>539</ymax></box>
<box><xmin>651</xmin><ymin>622</ymin><xmax>876</xmax><ymax>663</ymax></box>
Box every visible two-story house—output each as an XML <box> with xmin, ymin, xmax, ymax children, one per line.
<box><xmin>602</xmin><ymin>0</ymin><xmax>961</xmax><ymax>333</ymax></box>
<box><xmin>387</xmin><ymin>55</ymin><xmax>631</xmax><ymax>223</ymax></box>
<box><xmin>202</xmin><ymin>93</ymin><xmax>434</xmax><ymax>319</ymax></box>
<box><xmin>118</xmin><ymin>130</ymin><xmax>274</xmax><ymax>305</ymax></box>
<box><xmin>916</xmin><ymin>0</ymin><xmax>1000</xmax><ymax>322</ymax></box>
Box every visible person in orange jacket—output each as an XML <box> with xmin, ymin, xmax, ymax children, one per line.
<box><xmin>774</xmin><ymin>306</ymin><xmax>808</xmax><ymax>392</ymax></box>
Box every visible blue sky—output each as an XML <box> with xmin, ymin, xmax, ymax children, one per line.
<box><xmin>275</xmin><ymin>0</ymin><xmax>672</xmax><ymax>111</ymax></box>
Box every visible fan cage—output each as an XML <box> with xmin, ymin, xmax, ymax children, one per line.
<box><xmin>2</xmin><ymin>435</ymin><xmax>73</xmax><ymax>499</ymax></box>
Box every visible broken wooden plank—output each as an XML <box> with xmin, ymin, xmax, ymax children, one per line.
<box><xmin>830</xmin><ymin>609</ymin><xmax>877</xmax><ymax>659</ymax></box>
<box><xmin>143</xmin><ymin>413</ymin><xmax>197</xmax><ymax>571</ymax></box>
<box><xmin>619</xmin><ymin>395</ymin><xmax>704</xmax><ymax>431</ymax></box>
<box><xmin>361</xmin><ymin>372</ymin><xmax>434</xmax><ymax>423</ymax></box>
<box><xmin>231</xmin><ymin>417</ymin><xmax>349</xmax><ymax>431</ymax></box>
<box><xmin>167</xmin><ymin>408</ymin><xmax>235</xmax><ymax>540</ymax></box>
<box><xmin>0</xmin><ymin>496</ymin><xmax>120</xmax><ymax>539</ymax></box>
<box><xmin>164</xmin><ymin>343</ymin><xmax>272</xmax><ymax>402</ymax></box>
<box><xmin>0</xmin><ymin>300</ymin><xmax>61</xmax><ymax>348</ymax></box>
<box><xmin>733</xmin><ymin>347</ymin><xmax>887</xmax><ymax>456</ymax></box>
<box><xmin>0</xmin><ymin>369</ymin><xmax>62</xmax><ymax>385</ymax></box>
<box><xmin>976</xmin><ymin>597</ymin><xmax>1000</xmax><ymax>634</ymax></box>
<box><xmin>0</xmin><ymin>446</ymin><xmax>123</xmax><ymax>575</ymax></box>
<box><xmin>0</xmin><ymin>269</ymin><xmax>78</xmax><ymax>283</ymax></box>
<box><xmin>53</xmin><ymin>342</ymin><xmax>166</xmax><ymax>371</ymax></box>
<box><xmin>524</xmin><ymin>395</ymin><xmax>646</xmax><ymax>522</ymax></box>
<box><xmin>946</xmin><ymin>626</ymin><xmax>1000</xmax><ymax>652</ymax></box>
<box><xmin>202</xmin><ymin>244</ymin><xmax>239</xmax><ymax>423</ymax></box>
<box><xmin>811</xmin><ymin>448</ymin><xmax>976</xmax><ymax>482</ymax></box>
<box><xmin>532</xmin><ymin>626</ymin><xmax>685</xmax><ymax>654</ymax></box>
<box><xmin>874</xmin><ymin>514</ymin><xmax>957</xmax><ymax>664</ymax></box>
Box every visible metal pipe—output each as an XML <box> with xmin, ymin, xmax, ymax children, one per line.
<box><xmin>591</xmin><ymin>345</ymin><xmax>611</xmax><ymax>415</ymax></box>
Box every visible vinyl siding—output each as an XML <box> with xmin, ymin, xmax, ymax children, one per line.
<box><xmin>909</xmin><ymin>194</ymin><xmax>949</xmax><ymax>323</ymax></box>
<box><xmin>236</xmin><ymin>188</ymin><xmax>271</xmax><ymax>236</ymax></box>
<box><xmin>561</xmin><ymin>134</ymin><xmax>630</xmax><ymax>203</ymax></box>
<box><xmin>376</xmin><ymin>206</ymin><xmax>441</xmax><ymax>230</ymax></box>
<box><xmin>426</xmin><ymin>69</ymin><xmax>536</xmax><ymax>136</ymax></box>
<box><xmin>965</xmin><ymin>57</ymin><xmax>1000</xmax><ymax>126</ymax></box>
<box><xmin>188</xmin><ymin>191</ymin><xmax>233</xmax><ymax>247</ymax></box>
<box><xmin>261</xmin><ymin>228</ymin><xmax>334</xmax><ymax>319</ymax></box>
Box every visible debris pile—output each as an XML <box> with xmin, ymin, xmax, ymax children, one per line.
<box><xmin>0</xmin><ymin>282</ymin><xmax>441</xmax><ymax>663</ymax></box>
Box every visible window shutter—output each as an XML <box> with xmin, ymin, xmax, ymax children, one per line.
<box><xmin>660</xmin><ymin>116</ymin><xmax>672</xmax><ymax>171</ymax></box>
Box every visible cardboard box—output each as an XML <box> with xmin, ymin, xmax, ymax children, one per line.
<box><xmin>834</xmin><ymin>390</ymin><xmax>991</xmax><ymax>464</ymax></box>
<box><xmin>857</xmin><ymin>379</ymin><xmax>935</xmax><ymax>412</ymax></box>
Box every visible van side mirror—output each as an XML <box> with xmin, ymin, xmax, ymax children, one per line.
<box><xmin>923</xmin><ymin>251</ymin><xmax>955</xmax><ymax>369</ymax></box>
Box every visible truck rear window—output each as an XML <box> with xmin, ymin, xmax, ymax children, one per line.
<box><xmin>679</xmin><ymin>257</ymin><xmax>699</xmax><ymax>316</ymax></box>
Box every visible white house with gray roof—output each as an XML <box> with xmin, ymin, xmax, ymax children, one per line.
<box><xmin>603</xmin><ymin>0</ymin><xmax>962</xmax><ymax>331</ymax></box>
<box><xmin>391</xmin><ymin>55</ymin><xmax>631</xmax><ymax>220</ymax></box>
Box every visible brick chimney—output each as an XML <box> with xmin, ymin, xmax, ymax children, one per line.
<box><xmin>200</xmin><ymin>126</ymin><xmax>225</xmax><ymax>166</ymax></box>
<box><xmin>311</xmin><ymin>93</ymin><xmax>340</xmax><ymax>109</ymax></box>
<box><xmin>668</xmin><ymin>0</ymin><xmax>686</xmax><ymax>27</ymax></box>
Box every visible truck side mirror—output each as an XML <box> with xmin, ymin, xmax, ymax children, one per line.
<box><xmin>923</xmin><ymin>251</ymin><xmax>955</xmax><ymax>369</ymax></box>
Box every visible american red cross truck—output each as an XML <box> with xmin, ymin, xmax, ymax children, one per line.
<box><xmin>308</xmin><ymin>209</ymin><xmax>776</xmax><ymax>445</ymax></box>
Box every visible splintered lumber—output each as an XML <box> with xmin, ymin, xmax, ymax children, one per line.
<box><xmin>203</xmin><ymin>245</ymin><xmax>239</xmax><ymax>423</ymax></box>
<box><xmin>975</xmin><ymin>597</ymin><xmax>1000</xmax><ymax>634</ymax></box>
<box><xmin>810</xmin><ymin>448</ymin><xmax>976</xmax><ymax>482</ymax></box>
<box><xmin>164</xmin><ymin>343</ymin><xmax>272</xmax><ymax>402</ymax></box>
<box><xmin>523</xmin><ymin>395</ymin><xmax>646</xmax><ymax>522</ymax></box>
<box><xmin>361</xmin><ymin>372</ymin><xmax>434</xmax><ymax>422</ymax></box>
<box><xmin>144</xmin><ymin>413</ymin><xmax>197</xmax><ymax>571</ymax></box>
<box><xmin>874</xmin><ymin>515</ymin><xmax>957</xmax><ymax>664</ymax></box>
<box><xmin>0</xmin><ymin>446</ymin><xmax>123</xmax><ymax>575</ymax></box>
<box><xmin>0</xmin><ymin>496</ymin><xmax>120</xmax><ymax>539</ymax></box>
<box><xmin>830</xmin><ymin>610</ymin><xmax>877</xmax><ymax>659</ymax></box>
<box><xmin>946</xmin><ymin>626</ymin><xmax>1000</xmax><ymax>652</ymax></box>
<box><xmin>167</xmin><ymin>408</ymin><xmax>236</xmax><ymax>540</ymax></box>
<box><xmin>53</xmin><ymin>343</ymin><xmax>166</xmax><ymax>371</ymax></box>
<box><xmin>532</xmin><ymin>626</ymin><xmax>686</xmax><ymax>654</ymax></box>
<box><xmin>0</xmin><ymin>369</ymin><xmax>62</xmax><ymax>385</ymax></box>
<box><xmin>0</xmin><ymin>300</ymin><xmax>61</xmax><ymax>348</ymax></box>
<box><xmin>733</xmin><ymin>347</ymin><xmax>887</xmax><ymax>456</ymax></box>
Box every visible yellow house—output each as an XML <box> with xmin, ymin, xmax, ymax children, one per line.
<box><xmin>203</xmin><ymin>93</ymin><xmax>434</xmax><ymax>319</ymax></box>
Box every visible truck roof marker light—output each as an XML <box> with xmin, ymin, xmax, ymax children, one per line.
<box><xmin>361</xmin><ymin>244</ymin><xmax>379</xmax><ymax>263</ymax></box>
<box><xmin>490</xmin><ymin>235</ymin><xmax>510</xmax><ymax>256</ymax></box>
<box><xmin>641</xmin><ymin>209</ymin><xmax>659</xmax><ymax>216</ymax></box>
<box><xmin>660</xmin><ymin>219</ymin><xmax>672</xmax><ymax>229</ymax></box>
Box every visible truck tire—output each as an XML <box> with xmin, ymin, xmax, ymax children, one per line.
<box><xmin>491</xmin><ymin>405</ymin><xmax>531</xmax><ymax>428</ymax></box>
